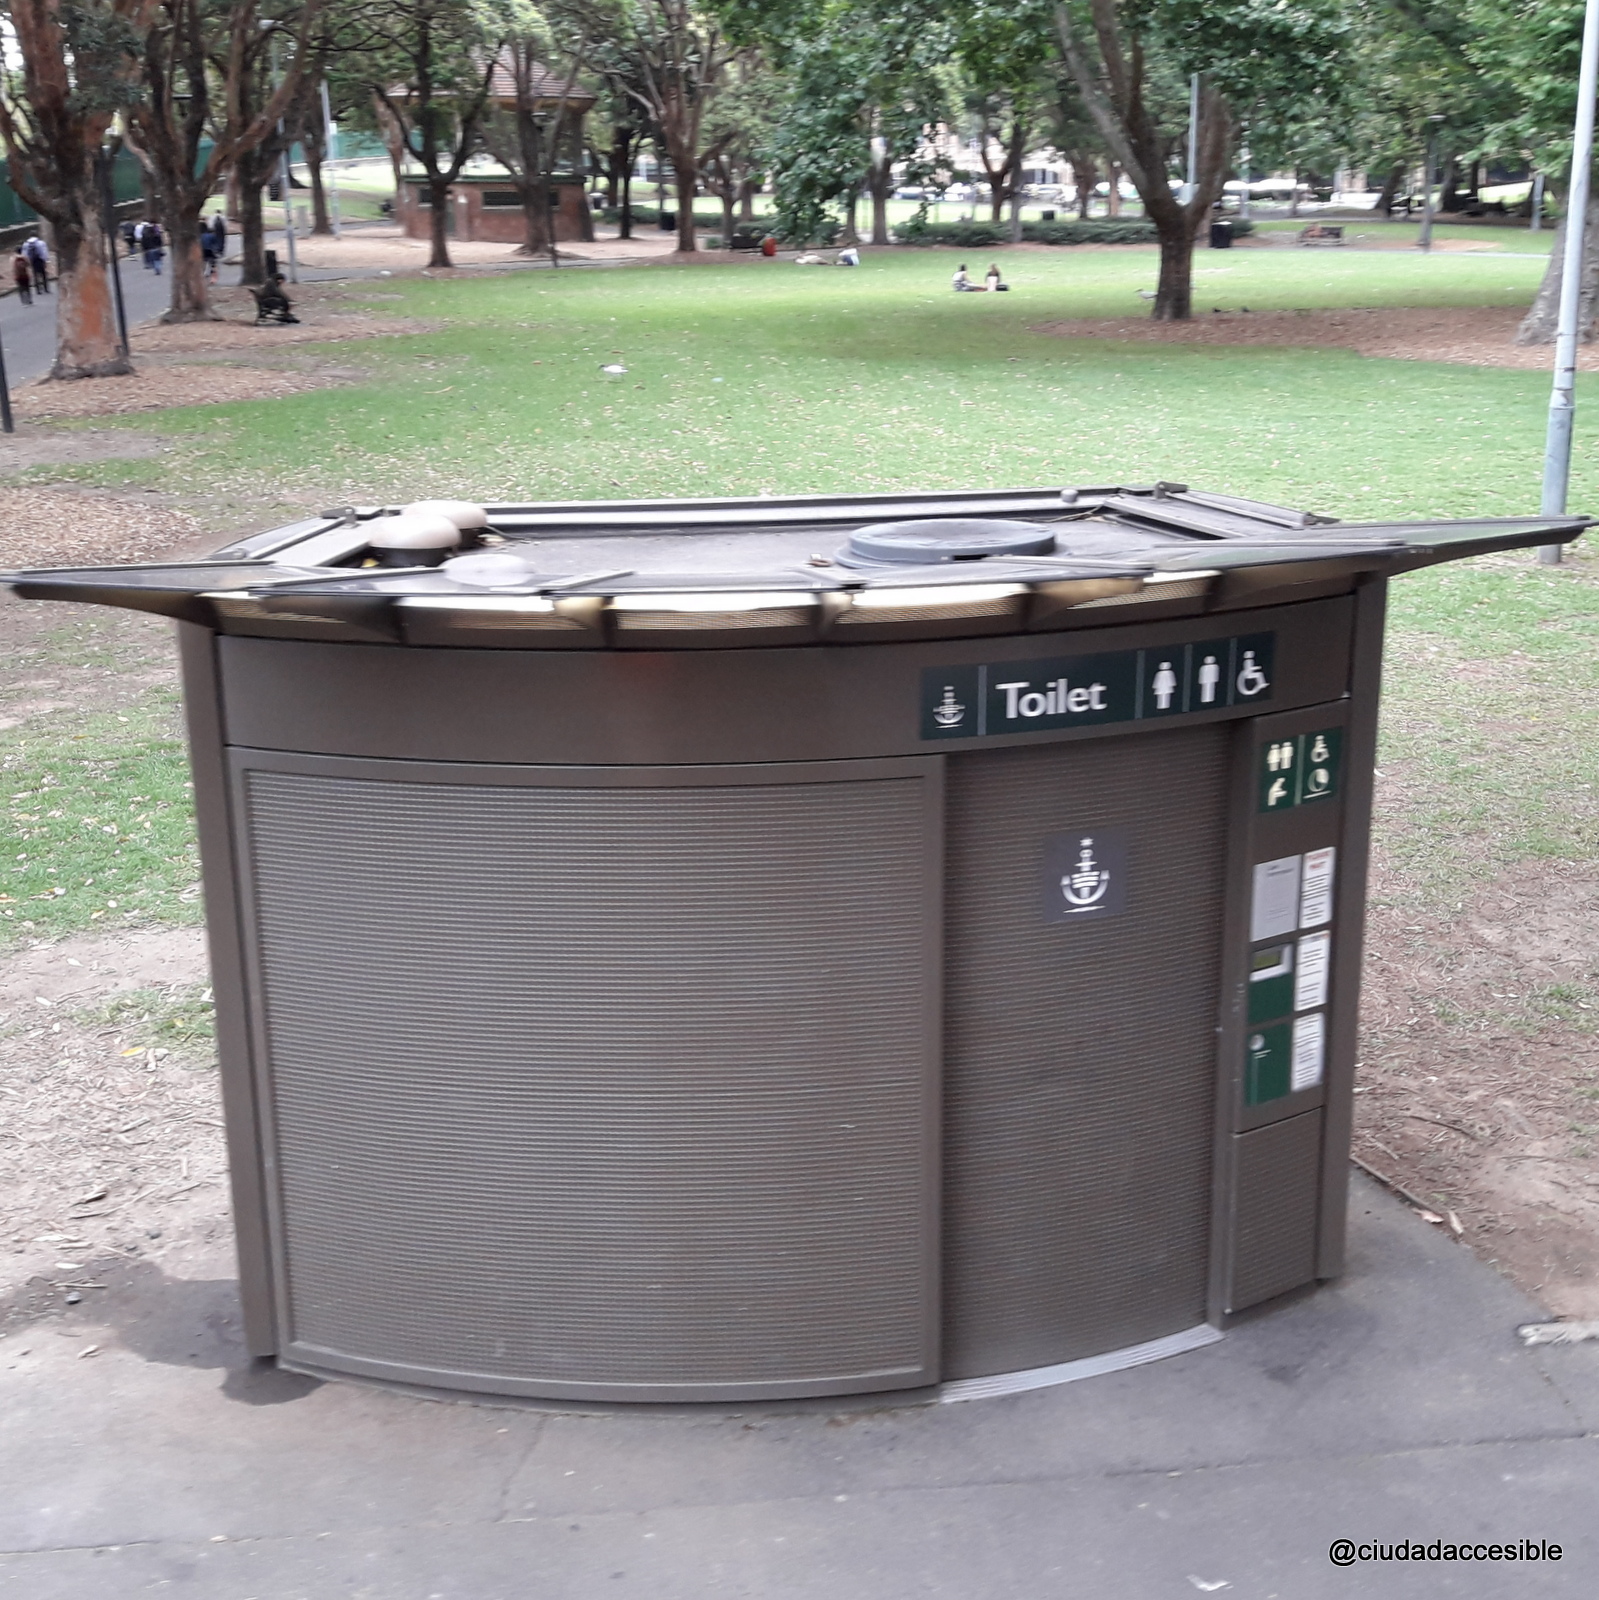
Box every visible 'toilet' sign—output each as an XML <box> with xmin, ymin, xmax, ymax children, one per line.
<box><xmin>921</xmin><ymin>633</ymin><xmax>1275</xmax><ymax>740</ymax></box>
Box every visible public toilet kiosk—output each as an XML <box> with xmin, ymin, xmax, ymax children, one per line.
<box><xmin>8</xmin><ymin>485</ymin><xmax>1584</xmax><ymax>1404</ymax></box>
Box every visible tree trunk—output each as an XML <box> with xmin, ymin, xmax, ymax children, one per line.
<box><xmin>1074</xmin><ymin>158</ymin><xmax>1095</xmax><ymax>219</ymax></box>
<box><xmin>1010</xmin><ymin>184</ymin><xmax>1023</xmax><ymax>243</ymax></box>
<box><xmin>987</xmin><ymin>171</ymin><xmax>1005</xmax><ymax>222</ymax></box>
<box><xmin>721</xmin><ymin>191</ymin><xmax>737</xmax><ymax>248</ymax></box>
<box><xmin>50</xmin><ymin>207</ymin><xmax>130</xmax><ymax>379</ymax></box>
<box><xmin>239</xmin><ymin>177</ymin><xmax>266</xmax><ymax>285</ymax></box>
<box><xmin>1517</xmin><ymin>196</ymin><xmax>1599</xmax><ymax>345</ymax></box>
<box><xmin>427</xmin><ymin>176</ymin><xmax>452</xmax><ymax>268</ymax></box>
<box><xmin>1438</xmin><ymin>154</ymin><xmax>1462</xmax><ymax>213</ymax></box>
<box><xmin>305</xmin><ymin>137</ymin><xmax>331</xmax><ymax>235</ymax></box>
<box><xmin>1153</xmin><ymin>222</ymin><xmax>1197</xmax><ymax>320</ymax></box>
<box><xmin>1106</xmin><ymin>165</ymin><xmax>1121</xmax><ymax>217</ymax></box>
<box><xmin>163</xmin><ymin>210</ymin><xmax>210</xmax><ymax>321</ymax></box>
<box><xmin>620</xmin><ymin>169</ymin><xmax>633</xmax><ymax>239</ymax></box>
<box><xmin>1374</xmin><ymin>159</ymin><xmax>1405</xmax><ymax>218</ymax></box>
<box><xmin>841</xmin><ymin>189</ymin><xmax>859</xmax><ymax>245</ymax></box>
<box><xmin>871</xmin><ymin>181</ymin><xmax>890</xmax><ymax>245</ymax></box>
<box><xmin>672</xmin><ymin>141</ymin><xmax>697</xmax><ymax>252</ymax></box>
<box><xmin>739</xmin><ymin>179</ymin><xmax>756</xmax><ymax>223</ymax></box>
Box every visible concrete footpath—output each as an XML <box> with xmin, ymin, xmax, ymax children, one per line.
<box><xmin>1</xmin><ymin>1173</ymin><xmax>1596</xmax><ymax>1599</ymax></box>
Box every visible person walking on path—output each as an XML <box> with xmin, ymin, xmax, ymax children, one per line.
<box><xmin>12</xmin><ymin>248</ymin><xmax>33</xmax><ymax>305</ymax></box>
<box><xmin>142</xmin><ymin>220</ymin><xmax>164</xmax><ymax>274</ymax></box>
<box><xmin>207</xmin><ymin>213</ymin><xmax>227</xmax><ymax>281</ymax></box>
<box><xmin>23</xmin><ymin>234</ymin><xmax>50</xmax><ymax>294</ymax></box>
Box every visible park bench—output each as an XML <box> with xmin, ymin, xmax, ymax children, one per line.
<box><xmin>249</xmin><ymin>278</ymin><xmax>300</xmax><ymax>325</ymax></box>
<box><xmin>1298</xmin><ymin>223</ymin><xmax>1344</xmax><ymax>246</ymax></box>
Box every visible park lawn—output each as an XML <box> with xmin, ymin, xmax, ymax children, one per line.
<box><xmin>62</xmin><ymin>243</ymin><xmax>1585</xmax><ymax>527</ymax></box>
<box><xmin>5</xmin><ymin>243</ymin><xmax>1596</xmax><ymax>945</ymax></box>
<box><xmin>1246</xmin><ymin>217</ymin><xmax>1553</xmax><ymax>252</ymax></box>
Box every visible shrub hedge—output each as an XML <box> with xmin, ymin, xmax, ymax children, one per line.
<box><xmin>894</xmin><ymin>216</ymin><xmax>1159</xmax><ymax>246</ymax></box>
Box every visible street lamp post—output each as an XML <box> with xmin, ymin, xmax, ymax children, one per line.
<box><xmin>1539</xmin><ymin>0</ymin><xmax>1599</xmax><ymax>564</ymax></box>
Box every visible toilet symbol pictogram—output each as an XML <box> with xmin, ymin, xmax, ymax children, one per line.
<box><xmin>1151</xmin><ymin>661</ymin><xmax>1178</xmax><ymax>711</ymax></box>
<box><xmin>932</xmin><ymin>686</ymin><xmax>965</xmax><ymax>728</ymax></box>
<box><xmin>1236</xmin><ymin>649</ymin><xmax>1270</xmax><ymax>698</ymax></box>
<box><xmin>1197</xmin><ymin>654</ymin><xmax>1221</xmax><ymax>704</ymax></box>
<box><xmin>1061</xmin><ymin>837</ymin><xmax>1110</xmax><ymax>911</ymax></box>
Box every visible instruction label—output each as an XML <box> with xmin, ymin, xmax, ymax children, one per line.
<box><xmin>1300</xmin><ymin>847</ymin><xmax>1336</xmax><ymax>929</ymax></box>
<box><xmin>921</xmin><ymin>632</ymin><xmax>1274</xmax><ymax>740</ymax></box>
<box><xmin>1291</xmin><ymin>1013</ymin><xmax>1326</xmax><ymax>1092</ymax></box>
<box><xmin>1251</xmin><ymin>856</ymin><xmax>1302</xmax><ymax>943</ymax></box>
<box><xmin>1294</xmin><ymin>930</ymin><xmax>1331</xmax><ymax>1012</ymax></box>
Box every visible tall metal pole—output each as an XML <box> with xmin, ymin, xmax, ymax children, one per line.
<box><xmin>1182</xmin><ymin>74</ymin><xmax>1199</xmax><ymax>204</ymax></box>
<box><xmin>99</xmin><ymin>146</ymin><xmax>130</xmax><ymax>361</ymax></box>
<box><xmin>1418</xmin><ymin>119</ymin><xmax>1442</xmax><ymax>251</ymax></box>
<box><xmin>1539</xmin><ymin>0</ymin><xmax>1599</xmax><ymax>563</ymax></box>
<box><xmin>0</xmin><ymin>317</ymin><xmax>14</xmax><ymax>434</ymax></box>
<box><xmin>1240</xmin><ymin>132</ymin><xmax>1251</xmax><ymax>222</ymax></box>
<box><xmin>270</xmin><ymin>31</ymin><xmax>299</xmax><ymax>282</ymax></box>
<box><xmin>321</xmin><ymin>79</ymin><xmax>342</xmax><ymax>239</ymax></box>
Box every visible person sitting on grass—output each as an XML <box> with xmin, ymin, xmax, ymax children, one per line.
<box><xmin>837</xmin><ymin>245</ymin><xmax>860</xmax><ymax>266</ymax></box>
<box><xmin>952</xmin><ymin>262</ymin><xmax>974</xmax><ymax>291</ymax></box>
<box><xmin>985</xmin><ymin>262</ymin><xmax>1008</xmax><ymax>292</ymax></box>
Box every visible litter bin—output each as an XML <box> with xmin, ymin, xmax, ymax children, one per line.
<box><xmin>1209</xmin><ymin>219</ymin><xmax>1233</xmax><ymax>249</ymax></box>
<box><xmin>8</xmin><ymin>486</ymin><xmax>1584</xmax><ymax>1404</ymax></box>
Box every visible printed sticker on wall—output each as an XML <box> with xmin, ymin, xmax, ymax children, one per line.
<box><xmin>1041</xmin><ymin>827</ymin><xmax>1130</xmax><ymax>923</ymax></box>
<box><xmin>1300</xmin><ymin>847</ymin><xmax>1336</xmax><ymax>928</ymax></box>
<box><xmin>1291</xmin><ymin>1013</ymin><xmax>1326</xmax><ymax>1092</ymax></box>
<box><xmin>1295</xmin><ymin>930</ymin><xmax>1331</xmax><ymax>1011</ymax></box>
<box><xmin>1251</xmin><ymin>855</ymin><xmax>1302</xmax><ymax>943</ymax></box>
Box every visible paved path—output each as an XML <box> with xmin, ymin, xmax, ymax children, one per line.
<box><xmin>1</xmin><ymin>1173</ymin><xmax>1594</xmax><ymax>1598</ymax></box>
<box><xmin>0</xmin><ymin>241</ymin><xmax>378</xmax><ymax>388</ymax></box>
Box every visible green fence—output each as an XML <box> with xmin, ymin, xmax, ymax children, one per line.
<box><xmin>0</xmin><ymin>148</ymin><xmax>167</xmax><ymax>228</ymax></box>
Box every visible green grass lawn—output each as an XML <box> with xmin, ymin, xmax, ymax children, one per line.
<box><xmin>5</xmin><ymin>242</ymin><xmax>1596</xmax><ymax>944</ymax></box>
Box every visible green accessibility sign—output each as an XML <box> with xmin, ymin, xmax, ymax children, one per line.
<box><xmin>922</xmin><ymin>633</ymin><xmax>1275</xmax><ymax>740</ymax></box>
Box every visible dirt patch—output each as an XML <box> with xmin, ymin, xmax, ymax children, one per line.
<box><xmin>1031</xmin><ymin>306</ymin><xmax>1591</xmax><ymax>371</ymax></box>
<box><xmin>0</xmin><ymin>925</ymin><xmax>225</xmax><ymax>1325</ymax></box>
<box><xmin>276</xmin><ymin>222</ymin><xmax>678</xmax><ymax>274</ymax></box>
<box><xmin>10</xmin><ymin>363</ymin><xmax>348</xmax><ymax>421</ymax></box>
<box><xmin>1354</xmin><ymin>861</ymin><xmax>1599</xmax><ymax>1318</ymax></box>
<box><xmin>127</xmin><ymin>285</ymin><xmax>439</xmax><ymax>356</ymax></box>
<box><xmin>0</xmin><ymin>485</ymin><xmax>202</xmax><ymax>570</ymax></box>
<box><xmin>0</xmin><ymin>429</ymin><xmax>172</xmax><ymax>476</ymax></box>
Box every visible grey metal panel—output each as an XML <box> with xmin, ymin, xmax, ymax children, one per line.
<box><xmin>1228</xmin><ymin>1110</ymin><xmax>1323</xmax><ymax>1312</ymax></box>
<box><xmin>215</xmin><ymin>594</ymin><xmax>1355</xmax><ymax>766</ymax></box>
<box><xmin>1318</xmin><ymin>577</ymin><xmax>1387</xmax><ymax>1277</ymax></box>
<box><xmin>942</xmin><ymin>725</ymin><xmax>1229</xmax><ymax>1378</ymax></box>
<box><xmin>175</xmin><ymin>625</ymin><xmax>277</xmax><ymax>1355</ymax></box>
<box><xmin>230</xmin><ymin>753</ymin><xmax>941</xmax><ymax>1401</ymax></box>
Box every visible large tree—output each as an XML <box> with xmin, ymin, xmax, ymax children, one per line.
<box><xmin>481</xmin><ymin>6</ymin><xmax>597</xmax><ymax>263</ymax></box>
<box><xmin>366</xmin><ymin>0</ymin><xmax>504</xmax><ymax>268</ymax></box>
<box><xmin>622</xmin><ymin>0</ymin><xmax>737</xmax><ymax>252</ymax></box>
<box><xmin>732</xmin><ymin>2</ymin><xmax>947</xmax><ymax>247</ymax></box>
<box><xmin>1054</xmin><ymin>0</ymin><xmax>1349</xmax><ymax>319</ymax></box>
<box><xmin>123</xmin><ymin>0</ymin><xmax>325</xmax><ymax>320</ymax></box>
<box><xmin>1466</xmin><ymin>0</ymin><xmax>1598</xmax><ymax>344</ymax></box>
<box><xmin>0</xmin><ymin>0</ymin><xmax>148</xmax><ymax>378</ymax></box>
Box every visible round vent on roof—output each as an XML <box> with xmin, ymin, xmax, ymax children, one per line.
<box><xmin>842</xmin><ymin>517</ymin><xmax>1057</xmax><ymax>566</ymax></box>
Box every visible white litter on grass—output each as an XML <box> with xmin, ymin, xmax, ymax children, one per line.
<box><xmin>1187</xmin><ymin>1579</ymin><xmax>1230</xmax><ymax>1593</ymax></box>
<box><xmin>1518</xmin><ymin>1320</ymin><xmax>1599</xmax><ymax>1347</ymax></box>
<box><xmin>600</xmin><ymin>363</ymin><xmax>628</xmax><ymax>374</ymax></box>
